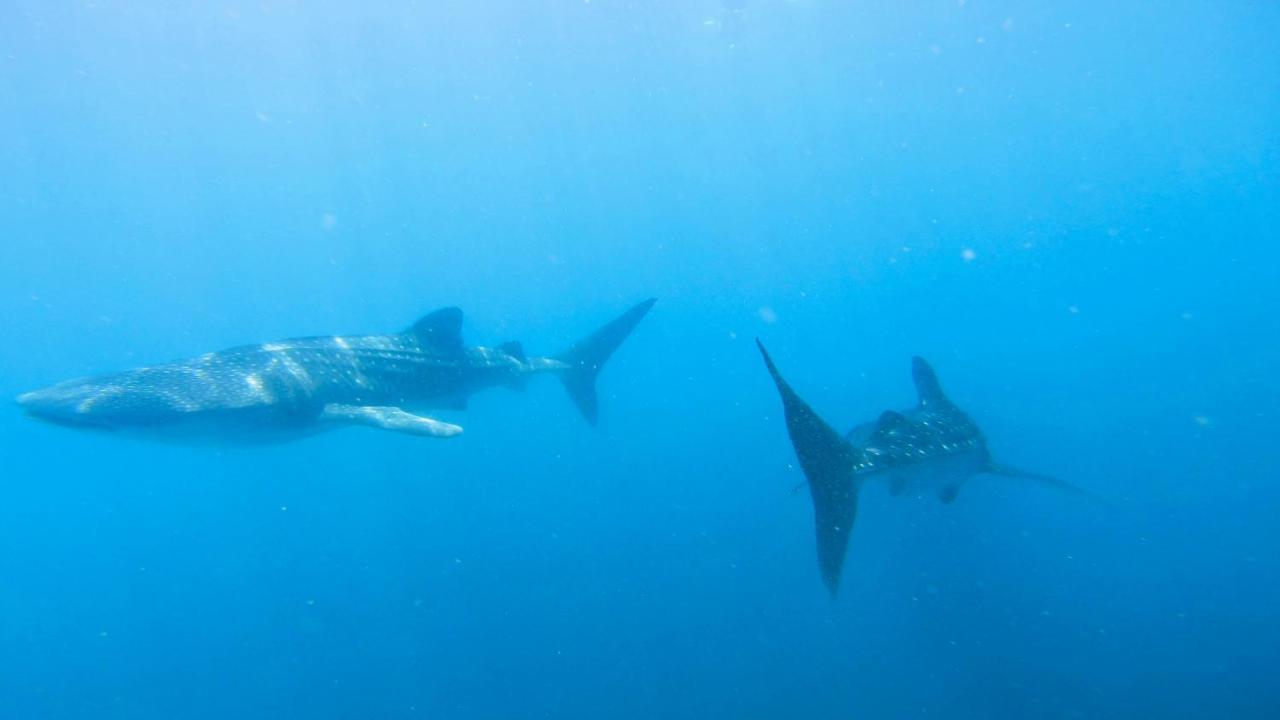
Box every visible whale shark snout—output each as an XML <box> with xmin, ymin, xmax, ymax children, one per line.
<box><xmin>17</xmin><ymin>385</ymin><xmax>81</xmax><ymax>415</ymax></box>
<box><xmin>16</xmin><ymin>384</ymin><xmax>117</xmax><ymax>430</ymax></box>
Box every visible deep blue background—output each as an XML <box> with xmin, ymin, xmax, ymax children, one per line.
<box><xmin>1</xmin><ymin>2</ymin><xmax>1277</xmax><ymax>718</ymax></box>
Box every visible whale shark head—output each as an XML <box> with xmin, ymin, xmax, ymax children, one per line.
<box><xmin>16</xmin><ymin>373</ymin><xmax>313</xmax><ymax>443</ymax></box>
<box><xmin>17</xmin><ymin>379</ymin><xmax>121</xmax><ymax>430</ymax></box>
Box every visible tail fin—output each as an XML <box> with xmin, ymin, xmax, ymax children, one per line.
<box><xmin>757</xmin><ymin>339</ymin><xmax>860</xmax><ymax>596</ymax></box>
<box><xmin>986</xmin><ymin>463</ymin><xmax>1110</xmax><ymax>507</ymax></box>
<box><xmin>557</xmin><ymin>298</ymin><xmax>656</xmax><ymax>425</ymax></box>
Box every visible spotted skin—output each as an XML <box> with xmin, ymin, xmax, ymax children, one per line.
<box><xmin>758</xmin><ymin>344</ymin><xmax>1080</xmax><ymax>595</ymax></box>
<box><xmin>22</xmin><ymin>339</ymin><xmax>531</xmax><ymax>427</ymax></box>
<box><xmin>848</xmin><ymin>410</ymin><xmax>990</xmax><ymax>490</ymax></box>
<box><xmin>17</xmin><ymin>300</ymin><xmax>655</xmax><ymax>441</ymax></box>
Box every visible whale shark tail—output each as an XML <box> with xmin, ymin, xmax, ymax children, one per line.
<box><xmin>556</xmin><ymin>298</ymin><xmax>656</xmax><ymax>425</ymax></box>
<box><xmin>757</xmin><ymin>339</ymin><xmax>860</xmax><ymax>597</ymax></box>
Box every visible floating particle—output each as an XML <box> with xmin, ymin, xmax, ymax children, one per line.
<box><xmin>961</xmin><ymin>248</ymin><xmax>977</xmax><ymax>262</ymax></box>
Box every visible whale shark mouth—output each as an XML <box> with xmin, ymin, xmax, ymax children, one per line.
<box><xmin>16</xmin><ymin>388</ymin><xmax>115</xmax><ymax>431</ymax></box>
<box><xmin>19</xmin><ymin>404</ymin><xmax>117</xmax><ymax>431</ymax></box>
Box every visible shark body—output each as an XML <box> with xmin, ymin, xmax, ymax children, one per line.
<box><xmin>17</xmin><ymin>299</ymin><xmax>655</xmax><ymax>442</ymax></box>
<box><xmin>757</xmin><ymin>340</ymin><xmax>1092</xmax><ymax>595</ymax></box>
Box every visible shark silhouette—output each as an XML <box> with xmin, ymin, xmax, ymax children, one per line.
<box><xmin>757</xmin><ymin>340</ymin><xmax>1095</xmax><ymax>595</ymax></box>
<box><xmin>17</xmin><ymin>299</ymin><xmax>655</xmax><ymax>442</ymax></box>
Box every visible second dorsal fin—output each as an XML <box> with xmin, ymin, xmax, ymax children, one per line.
<box><xmin>874</xmin><ymin>410</ymin><xmax>909</xmax><ymax>434</ymax></box>
<box><xmin>498</xmin><ymin>341</ymin><xmax>527</xmax><ymax>363</ymax></box>
<box><xmin>407</xmin><ymin>307</ymin><xmax>464</xmax><ymax>354</ymax></box>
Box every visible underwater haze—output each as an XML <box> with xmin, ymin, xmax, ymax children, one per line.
<box><xmin>2</xmin><ymin>1</ymin><xmax>1278</xmax><ymax>718</ymax></box>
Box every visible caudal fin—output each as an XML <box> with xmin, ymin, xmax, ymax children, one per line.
<box><xmin>557</xmin><ymin>298</ymin><xmax>656</xmax><ymax>425</ymax></box>
<box><xmin>757</xmin><ymin>339</ymin><xmax>860</xmax><ymax>596</ymax></box>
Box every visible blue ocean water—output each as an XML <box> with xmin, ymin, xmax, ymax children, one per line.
<box><xmin>1</xmin><ymin>2</ymin><xmax>1277</xmax><ymax>717</ymax></box>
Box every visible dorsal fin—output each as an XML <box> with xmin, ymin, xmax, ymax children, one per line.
<box><xmin>498</xmin><ymin>340</ymin><xmax>527</xmax><ymax>363</ymax></box>
<box><xmin>873</xmin><ymin>410</ymin><xmax>909</xmax><ymax>436</ymax></box>
<box><xmin>843</xmin><ymin>421</ymin><xmax>876</xmax><ymax>446</ymax></box>
<box><xmin>911</xmin><ymin>356</ymin><xmax>950</xmax><ymax>408</ymax></box>
<box><xmin>407</xmin><ymin>307</ymin><xmax>464</xmax><ymax>353</ymax></box>
<box><xmin>865</xmin><ymin>411</ymin><xmax>911</xmax><ymax>459</ymax></box>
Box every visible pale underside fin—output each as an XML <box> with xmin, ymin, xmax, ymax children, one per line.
<box><xmin>321</xmin><ymin>404</ymin><xmax>463</xmax><ymax>438</ymax></box>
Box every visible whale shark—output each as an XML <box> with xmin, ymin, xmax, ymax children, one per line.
<box><xmin>17</xmin><ymin>299</ymin><xmax>655</xmax><ymax>442</ymax></box>
<box><xmin>756</xmin><ymin>340</ymin><xmax>1095</xmax><ymax>595</ymax></box>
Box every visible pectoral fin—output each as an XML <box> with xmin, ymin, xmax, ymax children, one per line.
<box><xmin>322</xmin><ymin>404</ymin><xmax>463</xmax><ymax>438</ymax></box>
<box><xmin>939</xmin><ymin>483</ymin><xmax>961</xmax><ymax>504</ymax></box>
<box><xmin>985</xmin><ymin>463</ymin><xmax>1108</xmax><ymax>506</ymax></box>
